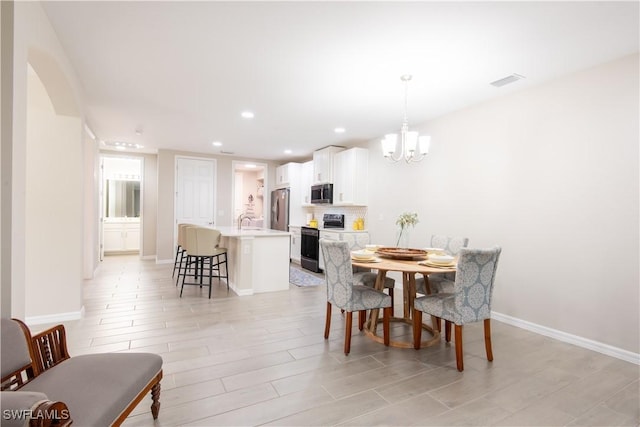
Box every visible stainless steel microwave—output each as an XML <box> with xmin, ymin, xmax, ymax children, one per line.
<box><xmin>310</xmin><ymin>183</ymin><xmax>333</xmax><ymax>204</ymax></box>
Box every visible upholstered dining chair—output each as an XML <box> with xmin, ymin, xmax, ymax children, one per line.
<box><xmin>320</xmin><ymin>239</ymin><xmax>392</xmax><ymax>355</ymax></box>
<box><xmin>352</xmin><ymin>266</ymin><xmax>396</xmax><ymax>315</ymax></box>
<box><xmin>415</xmin><ymin>235</ymin><xmax>469</xmax><ymax>296</ymax></box>
<box><xmin>413</xmin><ymin>246</ymin><xmax>501</xmax><ymax>371</ymax></box>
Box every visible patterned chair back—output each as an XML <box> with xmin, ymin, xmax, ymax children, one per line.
<box><xmin>453</xmin><ymin>246</ymin><xmax>502</xmax><ymax>324</ymax></box>
<box><xmin>320</xmin><ymin>239</ymin><xmax>355</xmax><ymax>311</ymax></box>
<box><xmin>430</xmin><ymin>235</ymin><xmax>469</xmax><ymax>255</ymax></box>
<box><xmin>429</xmin><ymin>235</ymin><xmax>470</xmax><ymax>282</ymax></box>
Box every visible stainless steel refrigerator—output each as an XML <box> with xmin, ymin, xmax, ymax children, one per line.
<box><xmin>270</xmin><ymin>188</ymin><xmax>290</xmax><ymax>231</ymax></box>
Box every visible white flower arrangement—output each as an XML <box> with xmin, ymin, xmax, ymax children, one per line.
<box><xmin>396</xmin><ymin>212</ymin><xmax>419</xmax><ymax>247</ymax></box>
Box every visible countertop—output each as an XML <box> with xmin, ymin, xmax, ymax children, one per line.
<box><xmin>214</xmin><ymin>226</ymin><xmax>291</xmax><ymax>237</ymax></box>
<box><xmin>104</xmin><ymin>217</ymin><xmax>140</xmax><ymax>223</ymax></box>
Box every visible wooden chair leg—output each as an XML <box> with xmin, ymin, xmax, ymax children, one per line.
<box><xmin>358</xmin><ymin>310</ymin><xmax>366</xmax><ymax>330</ymax></box>
<box><xmin>445</xmin><ymin>320</ymin><xmax>452</xmax><ymax>342</ymax></box>
<box><xmin>454</xmin><ymin>324</ymin><xmax>464</xmax><ymax>371</ymax></box>
<box><xmin>324</xmin><ymin>302</ymin><xmax>332</xmax><ymax>339</ymax></box>
<box><xmin>344</xmin><ymin>311</ymin><xmax>353</xmax><ymax>355</ymax></box>
<box><xmin>484</xmin><ymin>318</ymin><xmax>494</xmax><ymax>362</ymax></box>
<box><xmin>413</xmin><ymin>310</ymin><xmax>423</xmax><ymax>349</ymax></box>
<box><xmin>151</xmin><ymin>380</ymin><xmax>161</xmax><ymax>419</ymax></box>
<box><xmin>383</xmin><ymin>307</ymin><xmax>391</xmax><ymax>346</ymax></box>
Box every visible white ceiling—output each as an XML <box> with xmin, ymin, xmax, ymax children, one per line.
<box><xmin>41</xmin><ymin>1</ymin><xmax>639</xmax><ymax>161</ymax></box>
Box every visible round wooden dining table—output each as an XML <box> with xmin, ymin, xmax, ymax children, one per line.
<box><xmin>352</xmin><ymin>255</ymin><xmax>456</xmax><ymax>349</ymax></box>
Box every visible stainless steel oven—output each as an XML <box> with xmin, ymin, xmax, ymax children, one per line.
<box><xmin>301</xmin><ymin>226</ymin><xmax>320</xmax><ymax>272</ymax></box>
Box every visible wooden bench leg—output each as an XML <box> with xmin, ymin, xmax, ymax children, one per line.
<box><xmin>151</xmin><ymin>381</ymin><xmax>161</xmax><ymax>420</ymax></box>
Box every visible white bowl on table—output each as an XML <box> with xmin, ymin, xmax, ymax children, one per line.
<box><xmin>365</xmin><ymin>244</ymin><xmax>382</xmax><ymax>252</ymax></box>
<box><xmin>427</xmin><ymin>254</ymin><xmax>455</xmax><ymax>265</ymax></box>
<box><xmin>351</xmin><ymin>249</ymin><xmax>376</xmax><ymax>260</ymax></box>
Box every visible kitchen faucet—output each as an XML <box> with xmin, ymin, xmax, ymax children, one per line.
<box><xmin>237</xmin><ymin>213</ymin><xmax>254</xmax><ymax>230</ymax></box>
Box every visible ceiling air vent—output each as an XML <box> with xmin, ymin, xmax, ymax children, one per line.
<box><xmin>490</xmin><ymin>73</ymin><xmax>525</xmax><ymax>88</ymax></box>
<box><xmin>220</xmin><ymin>150</ymin><xmax>235</xmax><ymax>155</ymax></box>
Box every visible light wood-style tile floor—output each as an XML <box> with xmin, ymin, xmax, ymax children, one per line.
<box><xmin>38</xmin><ymin>255</ymin><xmax>639</xmax><ymax>426</ymax></box>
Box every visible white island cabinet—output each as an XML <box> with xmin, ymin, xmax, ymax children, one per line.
<box><xmin>216</xmin><ymin>226</ymin><xmax>291</xmax><ymax>295</ymax></box>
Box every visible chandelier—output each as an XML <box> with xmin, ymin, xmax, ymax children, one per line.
<box><xmin>381</xmin><ymin>75</ymin><xmax>430</xmax><ymax>163</ymax></box>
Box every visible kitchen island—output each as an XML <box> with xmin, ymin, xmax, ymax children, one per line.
<box><xmin>215</xmin><ymin>226</ymin><xmax>291</xmax><ymax>295</ymax></box>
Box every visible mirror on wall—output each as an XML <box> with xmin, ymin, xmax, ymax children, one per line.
<box><xmin>106</xmin><ymin>180</ymin><xmax>140</xmax><ymax>218</ymax></box>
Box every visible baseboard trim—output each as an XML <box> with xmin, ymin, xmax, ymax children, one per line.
<box><xmin>230</xmin><ymin>283</ymin><xmax>252</xmax><ymax>296</ymax></box>
<box><xmin>156</xmin><ymin>258</ymin><xmax>173</xmax><ymax>264</ymax></box>
<box><xmin>492</xmin><ymin>311</ymin><xmax>640</xmax><ymax>365</ymax></box>
<box><xmin>141</xmin><ymin>255</ymin><xmax>155</xmax><ymax>261</ymax></box>
<box><xmin>26</xmin><ymin>306</ymin><xmax>85</xmax><ymax>326</ymax></box>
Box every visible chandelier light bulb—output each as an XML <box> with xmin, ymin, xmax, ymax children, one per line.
<box><xmin>381</xmin><ymin>75</ymin><xmax>431</xmax><ymax>163</ymax></box>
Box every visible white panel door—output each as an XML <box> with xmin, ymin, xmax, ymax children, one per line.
<box><xmin>176</xmin><ymin>158</ymin><xmax>216</xmax><ymax>228</ymax></box>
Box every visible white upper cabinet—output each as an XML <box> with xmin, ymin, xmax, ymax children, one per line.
<box><xmin>275</xmin><ymin>162</ymin><xmax>300</xmax><ymax>188</ymax></box>
<box><xmin>333</xmin><ymin>147</ymin><xmax>369</xmax><ymax>206</ymax></box>
<box><xmin>300</xmin><ymin>160</ymin><xmax>313</xmax><ymax>205</ymax></box>
<box><xmin>313</xmin><ymin>146</ymin><xmax>344</xmax><ymax>184</ymax></box>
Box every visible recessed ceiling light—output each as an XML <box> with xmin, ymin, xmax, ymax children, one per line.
<box><xmin>104</xmin><ymin>141</ymin><xmax>143</xmax><ymax>150</ymax></box>
<box><xmin>212</xmin><ymin>141</ymin><xmax>223</xmax><ymax>147</ymax></box>
<box><xmin>241</xmin><ymin>111</ymin><xmax>255</xmax><ymax>119</ymax></box>
<box><xmin>334</xmin><ymin>127</ymin><xmax>346</xmax><ymax>134</ymax></box>
<box><xmin>490</xmin><ymin>73</ymin><xmax>525</xmax><ymax>88</ymax></box>
<box><xmin>284</xmin><ymin>149</ymin><xmax>293</xmax><ymax>154</ymax></box>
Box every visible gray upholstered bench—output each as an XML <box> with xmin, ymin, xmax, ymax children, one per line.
<box><xmin>1</xmin><ymin>318</ymin><xmax>163</xmax><ymax>427</ymax></box>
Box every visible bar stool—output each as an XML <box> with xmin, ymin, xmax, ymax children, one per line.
<box><xmin>180</xmin><ymin>227</ymin><xmax>229</xmax><ymax>298</ymax></box>
<box><xmin>173</xmin><ymin>223</ymin><xmax>195</xmax><ymax>285</ymax></box>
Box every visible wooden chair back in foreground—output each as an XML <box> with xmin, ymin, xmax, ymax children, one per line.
<box><xmin>1</xmin><ymin>318</ymin><xmax>163</xmax><ymax>426</ymax></box>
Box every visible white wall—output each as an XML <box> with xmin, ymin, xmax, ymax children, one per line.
<box><xmin>26</xmin><ymin>69</ymin><xmax>83</xmax><ymax>318</ymax></box>
<box><xmin>141</xmin><ymin>153</ymin><xmax>158</xmax><ymax>258</ymax></box>
<box><xmin>366</xmin><ymin>54</ymin><xmax>639</xmax><ymax>355</ymax></box>
<box><xmin>11</xmin><ymin>2</ymin><xmax>85</xmax><ymax>322</ymax></box>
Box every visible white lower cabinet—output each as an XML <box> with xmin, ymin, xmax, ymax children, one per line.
<box><xmin>289</xmin><ymin>226</ymin><xmax>301</xmax><ymax>263</ymax></box>
<box><xmin>319</xmin><ymin>230</ymin><xmax>369</xmax><ymax>270</ymax></box>
<box><xmin>104</xmin><ymin>221</ymin><xmax>140</xmax><ymax>253</ymax></box>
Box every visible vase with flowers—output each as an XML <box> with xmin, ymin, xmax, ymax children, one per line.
<box><xmin>395</xmin><ymin>212</ymin><xmax>419</xmax><ymax>248</ymax></box>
